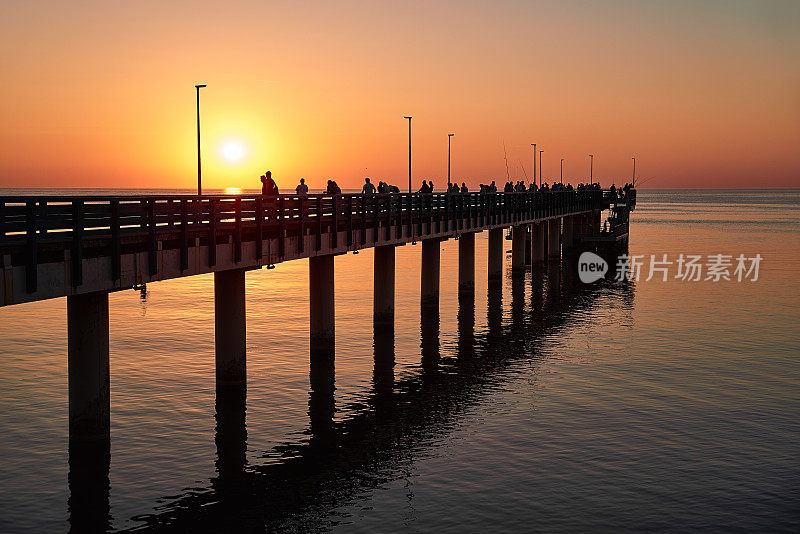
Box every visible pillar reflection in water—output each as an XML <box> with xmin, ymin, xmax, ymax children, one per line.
<box><xmin>487</xmin><ymin>283</ymin><xmax>503</xmax><ymax>341</ymax></box>
<box><xmin>214</xmin><ymin>384</ymin><xmax>248</xmax><ymax>481</ymax></box>
<box><xmin>373</xmin><ymin>323</ymin><xmax>395</xmax><ymax>407</ymax></box>
<box><xmin>309</xmin><ymin>355</ymin><xmax>336</xmax><ymax>445</ymax></box>
<box><xmin>511</xmin><ymin>269</ymin><xmax>526</xmax><ymax>329</ymax></box>
<box><xmin>545</xmin><ymin>262</ymin><xmax>563</xmax><ymax>314</ymax></box>
<box><xmin>528</xmin><ymin>265</ymin><xmax>545</xmax><ymax>317</ymax></box>
<box><xmin>420</xmin><ymin>307</ymin><xmax>440</xmax><ymax>375</ymax></box>
<box><xmin>68</xmin><ymin>440</ymin><xmax>111</xmax><ymax>534</ymax></box>
<box><xmin>457</xmin><ymin>290</ymin><xmax>475</xmax><ymax>359</ymax></box>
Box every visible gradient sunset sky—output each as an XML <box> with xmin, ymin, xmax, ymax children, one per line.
<box><xmin>1</xmin><ymin>0</ymin><xmax>798</xmax><ymax>190</ymax></box>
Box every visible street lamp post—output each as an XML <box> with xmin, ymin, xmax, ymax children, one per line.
<box><xmin>632</xmin><ymin>156</ymin><xmax>636</xmax><ymax>188</ymax></box>
<box><xmin>195</xmin><ymin>84</ymin><xmax>207</xmax><ymax>195</ymax></box>
<box><xmin>539</xmin><ymin>150</ymin><xmax>544</xmax><ymax>185</ymax></box>
<box><xmin>404</xmin><ymin>116</ymin><xmax>412</xmax><ymax>193</ymax></box>
<box><xmin>448</xmin><ymin>133</ymin><xmax>454</xmax><ymax>187</ymax></box>
<box><xmin>560</xmin><ymin>158</ymin><xmax>564</xmax><ymax>185</ymax></box>
<box><xmin>589</xmin><ymin>154</ymin><xmax>594</xmax><ymax>187</ymax></box>
<box><xmin>531</xmin><ymin>143</ymin><xmax>536</xmax><ymax>186</ymax></box>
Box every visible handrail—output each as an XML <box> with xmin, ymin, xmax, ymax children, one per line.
<box><xmin>0</xmin><ymin>190</ymin><xmax>629</xmax><ymax>244</ymax></box>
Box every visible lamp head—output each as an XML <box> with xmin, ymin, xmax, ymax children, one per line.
<box><xmin>195</xmin><ymin>84</ymin><xmax>207</xmax><ymax>88</ymax></box>
<box><xmin>404</xmin><ymin>116</ymin><xmax>412</xmax><ymax>120</ymax></box>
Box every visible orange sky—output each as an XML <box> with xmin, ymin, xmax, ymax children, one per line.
<box><xmin>1</xmin><ymin>0</ymin><xmax>798</xmax><ymax>190</ymax></box>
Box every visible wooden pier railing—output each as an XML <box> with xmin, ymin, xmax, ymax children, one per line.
<box><xmin>0</xmin><ymin>190</ymin><xmax>622</xmax><ymax>298</ymax></box>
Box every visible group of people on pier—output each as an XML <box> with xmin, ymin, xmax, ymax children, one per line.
<box><xmin>259</xmin><ymin>170</ymin><xmax>633</xmax><ymax>198</ymax></box>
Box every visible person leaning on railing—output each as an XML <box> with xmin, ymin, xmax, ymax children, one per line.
<box><xmin>261</xmin><ymin>171</ymin><xmax>279</xmax><ymax>196</ymax></box>
<box><xmin>362</xmin><ymin>177</ymin><xmax>376</xmax><ymax>194</ymax></box>
<box><xmin>325</xmin><ymin>180</ymin><xmax>342</xmax><ymax>195</ymax></box>
<box><xmin>295</xmin><ymin>178</ymin><xmax>308</xmax><ymax>196</ymax></box>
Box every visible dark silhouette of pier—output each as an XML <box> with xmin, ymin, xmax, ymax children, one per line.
<box><xmin>0</xmin><ymin>188</ymin><xmax>637</xmax><ymax>531</ymax></box>
<box><xmin>95</xmin><ymin>266</ymin><xmax>634</xmax><ymax>533</ymax></box>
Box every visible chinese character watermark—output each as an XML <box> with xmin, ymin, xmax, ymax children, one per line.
<box><xmin>579</xmin><ymin>253</ymin><xmax>762</xmax><ymax>283</ymax></box>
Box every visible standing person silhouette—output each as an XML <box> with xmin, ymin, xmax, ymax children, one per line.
<box><xmin>362</xmin><ymin>177</ymin><xmax>376</xmax><ymax>194</ymax></box>
<box><xmin>261</xmin><ymin>171</ymin><xmax>278</xmax><ymax>196</ymax></box>
<box><xmin>296</xmin><ymin>177</ymin><xmax>308</xmax><ymax>195</ymax></box>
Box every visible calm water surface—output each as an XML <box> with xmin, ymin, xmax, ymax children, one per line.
<box><xmin>0</xmin><ymin>189</ymin><xmax>798</xmax><ymax>532</ymax></box>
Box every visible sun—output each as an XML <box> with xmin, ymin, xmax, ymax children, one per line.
<box><xmin>220</xmin><ymin>140</ymin><xmax>246</xmax><ymax>163</ymax></box>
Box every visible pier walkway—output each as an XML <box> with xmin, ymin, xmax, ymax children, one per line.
<box><xmin>0</xmin><ymin>189</ymin><xmax>634</xmax><ymax>443</ymax></box>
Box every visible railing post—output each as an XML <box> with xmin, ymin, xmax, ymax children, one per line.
<box><xmin>417</xmin><ymin>194</ymin><xmax>423</xmax><ymax>237</ymax></box>
<box><xmin>347</xmin><ymin>196</ymin><xmax>353</xmax><ymax>247</ymax></box>
<box><xmin>360</xmin><ymin>196</ymin><xmax>367</xmax><ymax>245</ymax></box>
<box><xmin>278</xmin><ymin>196</ymin><xmax>286</xmax><ymax>258</ymax></box>
<box><xmin>70</xmin><ymin>200</ymin><xmax>84</xmax><ymax>288</ymax></box>
<box><xmin>208</xmin><ymin>198</ymin><xmax>217</xmax><ymax>267</ymax></box>
<box><xmin>298</xmin><ymin>196</ymin><xmax>305</xmax><ymax>254</ymax></box>
<box><xmin>395</xmin><ymin>193</ymin><xmax>403</xmax><ymax>235</ymax></box>
<box><xmin>373</xmin><ymin>195</ymin><xmax>380</xmax><ymax>243</ymax></box>
<box><xmin>316</xmin><ymin>196</ymin><xmax>323</xmax><ymax>252</ymax></box>
<box><xmin>234</xmin><ymin>197</ymin><xmax>242</xmax><ymax>263</ymax></box>
<box><xmin>255</xmin><ymin>196</ymin><xmax>263</xmax><ymax>260</ymax></box>
<box><xmin>406</xmin><ymin>194</ymin><xmax>413</xmax><ymax>239</ymax></box>
<box><xmin>444</xmin><ymin>194</ymin><xmax>450</xmax><ymax>232</ymax></box>
<box><xmin>385</xmin><ymin>195</ymin><xmax>392</xmax><ymax>241</ymax></box>
<box><xmin>179</xmin><ymin>199</ymin><xmax>189</xmax><ymax>271</ymax></box>
<box><xmin>25</xmin><ymin>200</ymin><xmax>37</xmax><ymax>293</ymax></box>
<box><xmin>147</xmin><ymin>200</ymin><xmax>157</xmax><ymax>276</ymax></box>
<box><xmin>111</xmin><ymin>200</ymin><xmax>121</xmax><ymax>280</ymax></box>
<box><xmin>331</xmin><ymin>196</ymin><xmax>339</xmax><ymax>249</ymax></box>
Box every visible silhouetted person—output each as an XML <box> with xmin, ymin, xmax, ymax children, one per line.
<box><xmin>489</xmin><ymin>180</ymin><xmax>497</xmax><ymax>192</ymax></box>
<box><xmin>296</xmin><ymin>178</ymin><xmax>308</xmax><ymax>195</ymax></box>
<box><xmin>261</xmin><ymin>171</ymin><xmax>278</xmax><ymax>196</ymax></box>
<box><xmin>362</xmin><ymin>177</ymin><xmax>376</xmax><ymax>194</ymax></box>
<box><xmin>419</xmin><ymin>180</ymin><xmax>431</xmax><ymax>194</ymax></box>
<box><xmin>461</xmin><ymin>182</ymin><xmax>468</xmax><ymax>193</ymax></box>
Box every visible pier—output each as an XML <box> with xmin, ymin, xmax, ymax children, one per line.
<box><xmin>0</xmin><ymin>189</ymin><xmax>635</xmax><ymax>444</ymax></box>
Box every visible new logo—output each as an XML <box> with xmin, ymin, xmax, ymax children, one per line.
<box><xmin>578</xmin><ymin>252</ymin><xmax>608</xmax><ymax>283</ymax></box>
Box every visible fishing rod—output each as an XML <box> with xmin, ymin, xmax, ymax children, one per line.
<box><xmin>503</xmin><ymin>140</ymin><xmax>510</xmax><ymax>181</ymax></box>
<box><xmin>519</xmin><ymin>159</ymin><xmax>529</xmax><ymax>181</ymax></box>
